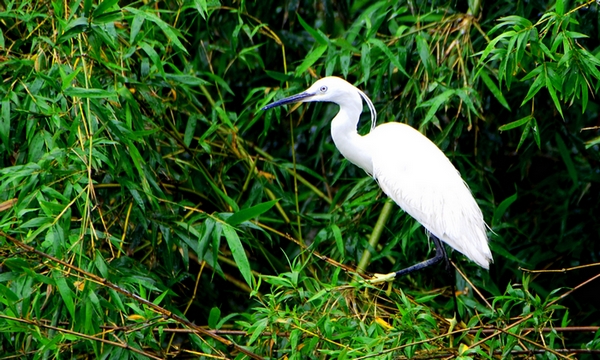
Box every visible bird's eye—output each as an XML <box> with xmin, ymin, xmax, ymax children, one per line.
<box><xmin>319</xmin><ymin>86</ymin><xmax>328</xmax><ymax>93</ymax></box>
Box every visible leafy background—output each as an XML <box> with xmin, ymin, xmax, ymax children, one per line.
<box><xmin>1</xmin><ymin>0</ymin><xmax>599</xmax><ymax>358</ymax></box>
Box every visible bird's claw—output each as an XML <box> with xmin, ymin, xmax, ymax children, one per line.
<box><xmin>367</xmin><ymin>272</ymin><xmax>397</xmax><ymax>284</ymax></box>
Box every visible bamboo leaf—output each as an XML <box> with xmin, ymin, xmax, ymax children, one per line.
<box><xmin>417</xmin><ymin>89</ymin><xmax>455</xmax><ymax>127</ymax></box>
<box><xmin>222</xmin><ymin>225</ymin><xmax>252</xmax><ymax>287</ymax></box>
<box><xmin>208</xmin><ymin>307</ymin><xmax>221</xmax><ymax>329</ymax></box>
<box><xmin>0</xmin><ymin>97</ymin><xmax>10</xmax><ymax>148</ymax></box>
<box><xmin>63</xmin><ymin>87</ymin><xmax>117</xmax><ymax>98</ymax></box>
<box><xmin>93</xmin><ymin>0</ymin><xmax>119</xmax><ymax>18</ymax></box>
<box><xmin>125</xmin><ymin>7</ymin><xmax>188</xmax><ymax>54</ymax></box>
<box><xmin>516</xmin><ymin>121</ymin><xmax>531</xmax><ymax>152</ymax></box>
<box><xmin>498</xmin><ymin>115</ymin><xmax>532</xmax><ymax>131</ymax></box>
<box><xmin>331</xmin><ymin>224</ymin><xmax>344</xmax><ymax>257</ymax></box>
<box><xmin>520</xmin><ymin>71</ymin><xmax>545</xmax><ymax>105</ymax></box>
<box><xmin>531</xmin><ymin>117</ymin><xmax>541</xmax><ymax>148</ymax></box>
<box><xmin>296</xmin><ymin>14</ymin><xmax>328</xmax><ymax>45</ymax></box>
<box><xmin>227</xmin><ymin>199</ymin><xmax>279</xmax><ymax>226</ymax></box>
<box><xmin>555</xmin><ymin>133</ymin><xmax>578</xmax><ymax>185</ymax></box>
<box><xmin>545</xmin><ymin>70</ymin><xmax>563</xmax><ymax>118</ymax></box>
<box><xmin>361</xmin><ymin>43</ymin><xmax>371</xmax><ymax>85</ymax></box>
<box><xmin>295</xmin><ymin>44</ymin><xmax>328</xmax><ymax>76</ymax></box>
<box><xmin>493</xmin><ymin>193</ymin><xmax>518</xmax><ymax>228</ymax></box>
<box><xmin>368</xmin><ymin>38</ymin><xmax>409</xmax><ymax>77</ymax></box>
<box><xmin>184</xmin><ymin>115</ymin><xmax>197</xmax><ymax>147</ymax></box>
<box><xmin>53</xmin><ymin>271</ymin><xmax>76</xmax><ymax>320</ymax></box>
<box><xmin>479</xmin><ymin>71</ymin><xmax>511</xmax><ymax>110</ymax></box>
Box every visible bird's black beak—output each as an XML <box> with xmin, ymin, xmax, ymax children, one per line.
<box><xmin>262</xmin><ymin>91</ymin><xmax>314</xmax><ymax>110</ymax></box>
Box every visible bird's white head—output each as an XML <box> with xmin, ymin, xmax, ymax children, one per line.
<box><xmin>262</xmin><ymin>76</ymin><xmax>377</xmax><ymax>129</ymax></box>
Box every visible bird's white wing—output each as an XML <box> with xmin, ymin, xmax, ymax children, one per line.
<box><xmin>368</xmin><ymin>123</ymin><xmax>492</xmax><ymax>269</ymax></box>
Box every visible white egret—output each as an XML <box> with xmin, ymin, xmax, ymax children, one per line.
<box><xmin>263</xmin><ymin>77</ymin><xmax>492</xmax><ymax>282</ymax></box>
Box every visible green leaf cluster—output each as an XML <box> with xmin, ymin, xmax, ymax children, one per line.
<box><xmin>1</xmin><ymin>0</ymin><xmax>599</xmax><ymax>358</ymax></box>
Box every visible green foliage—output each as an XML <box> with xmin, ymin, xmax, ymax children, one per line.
<box><xmin>1</xmin><ymin>0</ymin><xmax>599</xmax><ymax>358</ymax></box>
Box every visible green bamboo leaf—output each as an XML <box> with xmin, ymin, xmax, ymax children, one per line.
<box><xmin>520</xmin><ymin>71</ymin><xmax>545</xmax><ymax>105</ymax></box>
<box><xmin>58</xmin><ymin>17</ymin><xmax>88</xmax><ymax>43</ymax></box>
<box><xmin>94</xmin><ymin>250</ymin><xmax>109</xmax><ymax>278</ymax></box>
<box><xmin>331</xmin><ymin>224</ymin><xmax>344</xmax><ymax>257</ymax></box>
<box><xmin>584</xmin><ymin>135</ymin><xmax>600</xmax><ymax>149</ymax></box>
<box><xmin>580</xmin><ymin>79</ymin><xmax>589</xmax><ymax>113</ymax></box>
<box><xmin>130</xmin><ymin>13</ymin><xmax>144</xmax><ymax>44</ymax></box>
<box><xmin>455</xmin><ymin>88</ymin><xmax>481</xmax><ymax>118</ymax></box>
<box><xmin>498</xmin><ymin>115</ymin><xmax>532</xmax><ymax>131</ymax></box>
<box><xmin>83</xmin><ymin>0</ymin><xmax>93</xmax><ymax>16</ymax></box>
<box><xmin>296</xmin><ymin>14</ymin><xmax>328</xmax><ymax>45</ymax></box>
<box><xmin>226</xmin><ymin>199</ymin><xmax>279</xmax><ymax>226</ymax></box>
<box><xmin>545</xmin><ymin>72</ymin><xmax>563</xmax><ymax>118</ymax></box>
<box><xmin>579</xmin><ymin>50</ymin><xmax>600</xmax><ymax>80</ymax></box>
<box><xmin>340</xmin><ymin>50</ymin><xmax>351</xmax><ymax>78</ymax></box>
<box><xmin>514</xmin><ymin>29</ymin><xmax>531</xmax><ymax>65</ymax></box>
<box><xmin>202</xmin><ymin>72</ymin><xmax>234</xmax><ymax>96</ymax></box>
<box><xmin>53</xmin><ymin>271</ymin><xmax>76</xmax><ymax>319</ymax></box>
<box><xmin>164</xmin><ymin>73</ymin><xmax>210</xmax><ymax>86</ymax></box>
<box><xmin>531</xmin><ymin>117</ymin><xmax>541</xmax><ymax>148</ymax></box>
<box><xmin>108</xmin><ymin>289</ymin><xmax>126</xmax><ymax>312</ymax></box>
<box><xmin>417</xmin><ymin>89</ymin><xmax>455</xmax><ymax>127</ymax></box>
<box><xmin>555</xmin><ymin>133</ymin><xmax>578</xmax><ymax>185</ymax></box>
<box><xmin>0</xmin><ymin>97</ymin><xmax>10</xmax><ymax>148</ymax></box>
<box><xmin>361</xmin><ymin>43</ymin><xmax>371</xmax><ymax>85</ymax></box>
<box><xmin>125</xmin><ymin>7</ymin><xmax>188</xmax><ymax>54</ymax></box>
<box><xmin>63</xmin><ymin>87</ymin><xmax>117</xmax><ymax>98</ymax></box>
<box><xmin>516</xmin><ymin>121</ymin><xmax>531</xmax><ymax>152</ymax></box>
<box><xmin>183</xmin><ymin>115</ymin><xmax>197</xmax><ymax>147</ymax></box>
<box><xmin>497</xmin><ymin>15</ymin><xmax>532</xmax><ymax>29</ymax></box>
<box><xmin>479</xmin><ymin>71</ymin><xmax>510</xmax><ymax>110</ymax></box>
<box><xmin>139</xmin><ymin>41</ymin><xmax>165</xmax><ymax>77</ymax></box>
<box><xmin>192</xmin><ymin>0</ymin><xmax>209</xmax><ymax>19</ymax></box>
<box><xmin>208</xmin><ymin>307</ymin><xmax>221</xmax><ymax>329</ymax></box>
<box><xmin>325</xmin><ymin>46</ymin><xmax>337</xmax><ymax>76</ymax></box>
<box><xmin>492</xmin><ymin>193</ymin><xmax>518</xmax><ymax>227</ymax></box>
<box><xmin>0</xmin><ymin>284</ymin><xmax>19</xmax><ymax>303</ymax></box>
<box><xmin>247</xmin><ymin>317</ymin><xmax>268</xmax><ymax>346</ymax></box>
<box><xmin>556</xmin><ymin>0</ymin><xmax>564</xmax><ymax>16</ymax></box>
<box><xmin>416</xmin><ymin>34</ymin><xmax>432</xmax><ymax>75</ymax></box>
<box><xmin>93</xmin><ymin>0</ymin><xmax>119</xmax><ymax>18</ymax></box>
<box><xmin>59</xmin><ymin>66</ymin><xmax>81</xmax><ymax>91</ymax></box>
<box><xmin>551</xmin><ymin>32</ymin><xmax>564</xmax><ymax>53</ymax></box>
<box><xmin>295</xmin><ymin>44</ymin><xmax>328</xmax><ymax>76</ymax></box>
<box><xmin>537</xmin><ymin>41</ymin><xmax>556</xmax><ymax>61</ymax></box>
<box><xmin>565</xmin><ymin>31</ymin><xmax>588</xmax><ymax>39</ymax></box>
<box><xmin>368</xmin><ymin>38</ymin><xmax>409</xmax><ymax>77</ymax></box>
<box><xmin>499</xmin><ymin>34</ymin><xmax>516</xmax><ymax>85</ymax></box>
<box><xmin>21</xmin><ymin>217</ymin><xmax>53</xmax><ymax>229</ymax></box>
<box><xmin>222</xmin><ymin>225</ymin><xmax>252</xmax><ymax>287</ymax></box>
<box><xmin>477</xmin><ymin>30</ymin><xmax>516</xmax><ymax>63</ymax></box>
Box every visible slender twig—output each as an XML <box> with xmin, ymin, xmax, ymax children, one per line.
<box><xmin>548</xmin><ymin>272</ymin><xmax>600</xmax><ymax>307</ymax></box>
<box><xmin>452</xmin><ymin>260</ymin><xmax>493</xmax><ymax>309</ymax></box>
<box><xmin>520</xmin><ymin>263</ymin><xmax>600</xmax><ymax>273</ymax></box>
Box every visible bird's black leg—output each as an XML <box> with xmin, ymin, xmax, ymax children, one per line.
<box><xmin>369</xmin><ymin>234</ymin><xmax>447</xmax><ymax>283</ymax></box>
<box><xmin>368</xmin><ymin>235</ymin><xmax>461</xmax><ymax>320</ymax></box>
<box><xmin>393</xmin><ymin>234</ymin><xmax>446</xmax><ymax>277</ymax></box>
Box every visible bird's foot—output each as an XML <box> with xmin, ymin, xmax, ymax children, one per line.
<box><xmin>367</xmin><ymin>272</ymin><xmax>397</xmax><ymax>284</ymax></box>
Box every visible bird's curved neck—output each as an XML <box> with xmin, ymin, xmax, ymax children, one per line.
<box><xmin>330</xmin><ymin>99</ymin><xmax>373</xmax><ymax>175</ymax></box>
